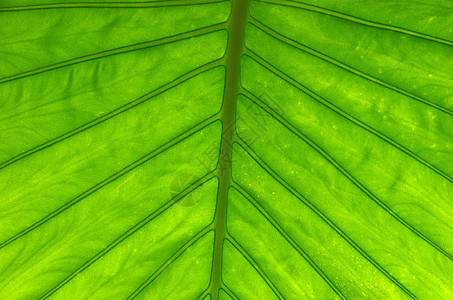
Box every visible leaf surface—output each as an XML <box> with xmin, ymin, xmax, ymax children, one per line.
<box><xmin>0</xmin><ymin>0</ymin><xmax>452</xmax><ymax>299</ymax></box>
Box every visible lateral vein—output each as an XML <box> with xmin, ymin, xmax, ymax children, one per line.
<box><xmin>0</xmin><ymin>22</ymin><xmax>226</xmax><ymax>84</ymax></box>
<box><xmin>243</xmin><ymin>50</ymin><xmax>453</xmax><ymax>185</ymax></box>
<box><xmin>0</xmin><ymin>117</ymin><xmax>219</xmax><ymax>251</ymax></box>
<box><xmin>127</xmin><ymin>226</ymin><xmax>214</xmax><ymax>299</ymax></box>
<box><xmin>233</xmin><ymin>137</ymin><xmax>416</xmax><ymax>298</ymax></box>
<box><xmin>248</xmin><ymin>17</ymin><xmax>453</xmax><ymax>117</ymax></box>
<box><xmin>40</xmin><ymin>173</ymin><xmax>216</xmax><ymax>299</ymax></box>
<box><xmin>237</xmin><ymin>88</ymin><xmax>452</xmax><ymax>262</ymax></box>
<box><xmin>230</xmin><ymin>183</ymin><xmax>347</xmax><ymax>299</ymax></box>
<box><xmin>225</xmin><ymin>235</ymin><xmax>284</xmax><ymax>299</ymax></box>
<box><xmin>0</xmin><ymin>60</ymin><xmax>222</xmax><ymax>171</ymax></box>
<box><xmin>253</xmin><ymin>0</ymin><xmax>453</xmax><ymax>47</ymax></box>
<box><xmin>0</xmin><ymin>0</ymin><xmax>227</xmax><ymax>12</ymax></box>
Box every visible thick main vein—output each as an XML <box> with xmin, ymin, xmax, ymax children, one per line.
<box><xmin>253</xmin><ymin>0</ymin><xmax>453</xmax><ymax>47</ymax></box>
<box><xmin>209</xmin><ymin>0</ymin><xmax>249</xmax><ymax>299</ymax></box>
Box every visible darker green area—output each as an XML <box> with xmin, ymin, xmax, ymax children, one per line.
<box><xmin>209</xmin><ymin>0</ymin><xmax>250</xmax><ymax>299</ymax></box>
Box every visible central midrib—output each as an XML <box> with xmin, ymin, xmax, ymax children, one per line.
<box><xmin>209</xmin><ymin>0</ymin><xmax>250</xmax><ymax>298</ymax></box>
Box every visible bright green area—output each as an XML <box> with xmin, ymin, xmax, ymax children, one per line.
<box><xmin>273</xmin><ymin>0</ymin><xmax>453</xmax><ymax>42</ymax></box>
<box><xmin>0</xmin><ymin>0</ymin><xmax>452</xmax><ymax>299</ymax></box>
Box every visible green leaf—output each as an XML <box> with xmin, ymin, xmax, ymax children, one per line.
<box><xmin>0</xmin><ymin>0</ymin><xmax>452</xmax><ymax>299</ymax></box>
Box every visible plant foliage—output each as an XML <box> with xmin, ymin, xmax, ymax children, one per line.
<box><xmin>0</xmin><ymin>0</ymin><xmax>452</xmax><ymax>299</ymax></box>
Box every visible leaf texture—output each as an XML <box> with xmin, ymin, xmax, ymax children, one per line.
<box><xmin>0</xmin><ymin>0</ymin><xmax>452</xmax><ymax>299</ymax></box>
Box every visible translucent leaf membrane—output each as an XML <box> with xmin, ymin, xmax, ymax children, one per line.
<box><xmin>0</xmin><ymin>0</ymin><xmax>190</xmax><ymax>7</ymax></box>
<box><xmin>240</xmin><ymin>34</ymin><xmax>453</xmax><ymax>177</ymax></box>
<box><xmin>227</xmin><ymin>187</ymin><xmax>341</xmax><ymax>299</ymax></box>
<box><xmin>133</xmin><ymin>231</ymin><xmax>215</xmax><ymax>299</ymax></box>
<box><xmin>235</xmin><ymin>1</ymin><xmax>453</xmax><ymax>297</ymax></box>
<box><xmin>0</xmin><ymin>2</ymin><xmax>230</xmax><ymax>77</ymax></box>
<box><xmin>0</xmin><ymin>31</ymin><xmax>227</xmax><ymax>164</ymax></box>
<box><xmin>249</xmin><ymin>2</ymin><xmax>453</xmax><ymax>110</ymax></box>
<box><xmin>279</xmin><ymin>0</ymin><xmax>453</xmax><ymax>42</ymax></box>
<box><xmin>1</xmin><ymin>0</ymin><xmax>453</xmax><ymax>299</ymax></box>
<box><xmin>0</xmin><ymin>69</ymin><xmax>224</xmax><ymax>242</ymax></box>
<box><xmin>242</xmin><ymin>27</ymin><xmax>453</xmax><ymax>253</ymax></box>
<box><xmin>219</xmin><ymin>289</ymin><xmax>233</xmax><ymax>300</ymax></box>
<box><xmin>232</xmin><ymin>122</ymin><xmax>452</xmax><ymax>298</ymax></box>
<box><xmin>0</xmin><ymin>0</ymin><xmax>228</xmax><ymax>295</ymax></box>
<box><xmin>0</xmin><ymin>123</ymin><xmax>221</xmax><ymax>298</ymax></box>
<box><xmin>231</xmin><ymin>142</ymin><xmax>407</xmax><ymax>298</ymax></box>
<box><xmin>222</xmin><ymin>240</ymin><xmax>279</xmax><ymax>299</ymax></box>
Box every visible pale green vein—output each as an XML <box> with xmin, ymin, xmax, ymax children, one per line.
<box><xmin>224</xmin><ymin>236</ymin><xmax>284</xmax><ymax>299</ymax></box>
<box><xmin>0</xmin><ymin>116</ymin><xmax>219</xmax><ymax>251</ymax></box>
<box><xmin>233</xmin><ymin>132</ymin><xmax>416</xmax><ymax>298</ymax></box>
<box><xmin>0</xmin><ymin>22</ymin><xmax>226</xmax><ymax>84</ymax></box>
<box><xmin>0</xmin><ymin>60</ymin><xmax>223</xmax><ymax>171</ymax></box>
<box><xmin>248</xmin><ymin>17</ymin><xmax>453</xmax><ymax>117</ymax></box>
<box><xmin>197</xmin><ymin>289</ymin><xmax>211</xmax><ymax>300</ymax></box>
<box><xmin>127</xmin><ymin>227</ymin><xmax>213</xmax><ymax>299</ymax></box>
<box><xmin>253</xmin><ymin>0</ymin><xmax>453</xmax><ymax>47</ymax></box>
<box><xmin>237</xmin><ymin>87</ymin><xmax>453</xmax><ymax>262</ymax></box>
<box><xmin>40</xmin><ymin>173</ymin><xmax>216</xmax><ymax>299</ymax></box>
<box><xmin>230</xmin><ymin>184</ymin><xmax>347</xmax><ymax>299</ymax></box>
<box><xmin>243</xmin><ymin>49</ymin><xmax>453</xmax><ymax>185</ymax></box>
<box><xmin>0</xmin><ymin>0</ymin><xmax>227</xmax><ymax>12</ymax></box>
<box><xmin>221</xmin><ymin>285</ymin><xmax>239</xmax><ymax>300</ymax></box>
